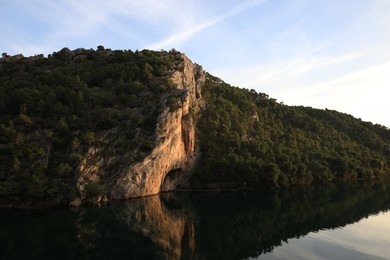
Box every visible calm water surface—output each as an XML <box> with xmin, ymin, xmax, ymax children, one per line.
<box><xmin>259</xmin><ymin>211</ymin><xmax>390</xmax><ymax>260</ymax></box>
<box><xmin>1</xmin><ymin>178</ymin><xmax>390</xmax><ymax>259</ymax></box>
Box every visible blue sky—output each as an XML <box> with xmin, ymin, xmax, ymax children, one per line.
<box><xmin>1</xmin><ymin>0</ymin><xmax>390</xmax><ymax>126</ymax></box>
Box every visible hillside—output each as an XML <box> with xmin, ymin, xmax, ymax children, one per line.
<box><xmin>193</xmin><ymin>74</ymin><xmax>390</xmax><ymax>188</ymax></box>
<box><xmin>0</xmin><ymin>48</ymin><xmax>389</xmax><ymax>207</ymax></box>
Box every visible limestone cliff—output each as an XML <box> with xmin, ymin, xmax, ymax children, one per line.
<box><xmin>73</xmin><ymin>54</ymin><xmax>205</xmax><ymax>204</ymax></box>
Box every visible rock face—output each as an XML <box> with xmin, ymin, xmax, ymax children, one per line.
<box><xmin>75</xmin><ymin>54</ymin><xmax>205</xmax><ymax>203</ymax></box>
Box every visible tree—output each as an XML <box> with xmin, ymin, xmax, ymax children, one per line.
<box><xmin>97</xmin><ymin>45</ymin><xmax>105</xmax><ymax>51</ymax></box>
<box><xmin>263</xmin><ymin>163</ymin><xmax>281</xmax><ymax>186</ymax></box>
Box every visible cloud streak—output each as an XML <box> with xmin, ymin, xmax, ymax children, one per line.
<box><xmin>2</xmin><ymin>0</ymin><xmax>197</xmax><ymax>55</ymax></box>
<box><xmin>215</xmin><ymin>50</ymin><xmax>370</xmax><ymax>90</ymax></box>
<box><xmin>147</xmin><ymin>0</ymin><xmax>267</xmax><ymax>49</ymax></box>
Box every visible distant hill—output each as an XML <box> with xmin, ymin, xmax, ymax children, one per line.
<box><xmin>0</xmin><ymin>48</ymin><xmax>389</xmax><ymax>207</ymax></box>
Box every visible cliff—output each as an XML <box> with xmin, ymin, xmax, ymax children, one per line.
<box><xmin>74</xmin><ymin>54</ymin><xmax>205</xmax><ymax>204</ymax></box>
<box><xmin>1</xmin><ymin>47</ymin><xmax>390</xmax><ymax>208</ymax></box>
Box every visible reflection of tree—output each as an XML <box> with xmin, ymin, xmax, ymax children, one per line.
<box><xmin>190</xmin><ymin>179</ymin><xmax>390</xmax><ymax>259</ymax></box>
<box><xmin>1</xmin><ymin>178</ymin><xmax>390</xmax><ymax>259</ymax></box>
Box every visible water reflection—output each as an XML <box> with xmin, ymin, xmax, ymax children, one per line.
<box><xmin>260</xmin><ymin>211</ymin><xmax>390</xmax><ymax>260</ymax></box>
<box><xmin>1</xmin><ymin>178</ymin><xmax>390</xmax><ymax>259</ymax></box>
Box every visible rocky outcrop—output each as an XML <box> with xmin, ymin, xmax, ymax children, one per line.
<box><xmin>74</xmin><ymin>54</ymin><xmax>205</xmax><ymax>203</ymax></box>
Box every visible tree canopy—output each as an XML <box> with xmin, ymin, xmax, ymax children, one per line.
<box><xmin>193</xmin><ymin>73</ymin><xmax>390</xmax><ymax>188</ymax></box>
<box><xmin>0</xmin><ymin>47</ymin><xmax>181</xmax><ymax>204</ymax></box>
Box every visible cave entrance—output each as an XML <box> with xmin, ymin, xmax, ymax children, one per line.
<box><xmin>160</xmin><ymin>169</ymin><xmax>185</xmax><ymax>192</ymax></box>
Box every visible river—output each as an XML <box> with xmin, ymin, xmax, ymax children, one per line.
<box><xmin>1</xmin><ymin>178</ymin><xmax>390</xmax><ymax>259</ymax></box>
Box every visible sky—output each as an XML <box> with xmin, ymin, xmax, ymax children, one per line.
<box><xmin>1</xmin><ymin>0</ymin><xmax>390</xmax><ymax>127</ymax></box>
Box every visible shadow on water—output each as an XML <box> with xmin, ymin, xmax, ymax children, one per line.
<box><xmin>1</xmin><ymin>177</ymin><xmax>390</xmax><ymax>259</ymax></box>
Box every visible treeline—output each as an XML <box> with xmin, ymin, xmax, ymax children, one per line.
<box><xmin>0</xmin><ymin>47</ymin><xmax>182</xmax><ymax>203</ymax></box>
<box><xmin>193</xmin><ymin>73</ymin><xmax>390</xmax><ymax>187</ymax></box>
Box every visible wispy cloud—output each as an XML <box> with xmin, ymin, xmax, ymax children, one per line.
<box><xmin>215</xmin><ymin>50</ymin><xmax>370</xmax><ymax>90</ymax></box>
<box><xmin>3</xmin><ymin>0</ymin><xmax>197</xmax><ymax>55</ymax></box>
<box><xmin>147</xmin><ymin>0</ymin><xmax>267</xmax><ymax>49</ymax></box>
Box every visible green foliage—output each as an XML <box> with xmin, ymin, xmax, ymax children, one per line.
<box><xmin>56</xmin><ymin>163</ymin><xmax>72</xmax><ymax>176</ymax></box>
<box><xmin>194</xmin><ymin>73</ymin><xmax>390</xmax><ymax>188</ymax></box>
<box><xmin>0</xmin><ymin>47</ymin><xmax>183</xmax><ymax>205</ymax></box>
<box><xmin>166</xmin><ymin>95</ymin><xmax>181</xmax><ymax>111</ymax></box>
<box><xmin>81</xmin><ymin>131</ymin><xmax>95</xmax><ymax>145</ymax></box>
<box><xmin>84</xmin><ymin>182</ymin><xmax>104</xmax><ymax>198</ymax></box>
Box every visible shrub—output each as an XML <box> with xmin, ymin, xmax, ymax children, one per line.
<box><xmin>84</xmin><ymin>182</ymin><xmax>104</xmax><ymax>198</ymax></box>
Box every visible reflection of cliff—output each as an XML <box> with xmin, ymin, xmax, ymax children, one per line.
<box><xmin>74</xmin><ymin>194</ymin><xmax>197</xmax><ymax>260</ymax></box>
<box><xmin>3</xmin><ymin>179</ymin><xmax>390</xmax><ymax>259</ymax></box>
<box><xmin>115</xmin><ymin>195</ymin><xmax>196</xmax><ymax>259</ymax></box>
<box><xmin>73</xmin><ymin>178</ymin><xmax>390</xmax><ymax>260</ymax></box>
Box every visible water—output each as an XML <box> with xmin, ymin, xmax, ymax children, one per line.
<box><xmin>259</xmin><ymin>211</ymin><xmax>390</xmax><ymax>259</ymax></box>
<box><xmin>1</xmin><ymin>179</ymin><xmax>390</xmax><ymax>260</ymax></box>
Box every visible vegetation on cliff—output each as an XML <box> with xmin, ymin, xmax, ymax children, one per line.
<box><xmin>0</xmin><ymin>47</ymin><xmax>183</xmax><ymax>204</ymax></box>
<box><xmin>0</xmin><ymin>47</ymin><xmax>389</xmax><ymax>205</ymax></box>
<box><xmin>193</xmin><ymin>73</ymin><xmax>390</xmax><ymax>187</ymax></box>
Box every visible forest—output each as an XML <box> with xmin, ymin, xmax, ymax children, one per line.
<box><xmin>193</xmin><ymin>73</ymin><xmax>390</xmax><ymax>188</ymax></box>
<box><xmin>0</xmin><ymin>47</ymin><xmax>389</xmax><ymax>205</ymax></box>
<box><xmin>0</xmin><ymin>47</ymin><xmax>181</xmax><ymax>204</ymax></box>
